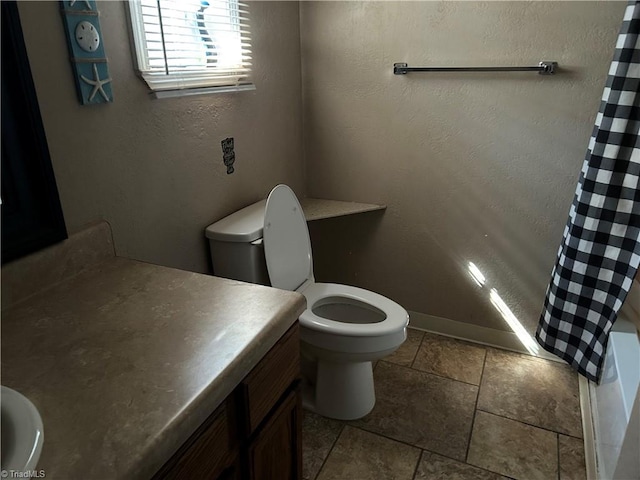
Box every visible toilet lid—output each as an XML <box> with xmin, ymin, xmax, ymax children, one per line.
<box><xmin>263</xmin><ymin>184</ymin><xmax>313</xmax><ymax>291</ymax></box>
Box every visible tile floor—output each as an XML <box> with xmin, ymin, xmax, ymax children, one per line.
<box><xmin>302</xmin><ymin>329</ymin><xmax>586</xmax><ymax>480</ymax></box>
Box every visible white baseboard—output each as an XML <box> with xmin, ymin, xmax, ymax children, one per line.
<box><xmin>407</xmin><ymin>310</ymin><xmax>560</xmax><ymax>362</ymax></box>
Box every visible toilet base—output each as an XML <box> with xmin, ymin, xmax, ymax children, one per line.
<box><xmin>310</xmin><ymin>360</ymin><xmax>375</xmax><ymax>420</ymax></box>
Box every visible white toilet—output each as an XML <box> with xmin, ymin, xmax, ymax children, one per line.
<box><xmin>206</xmin><ymin>184</ymin><xmax>409</xmax><ymax>420</ymax></box>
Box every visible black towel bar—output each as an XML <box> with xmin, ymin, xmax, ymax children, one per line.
<box><xmin>393</xmin><ymin>61</ymin><xmax>558</xmax><ymax>75</ymax></box>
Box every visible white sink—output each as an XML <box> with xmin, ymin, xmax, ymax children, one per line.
<box><xmin>1</xmin><ymin>386</ymin><xmax>44</xmax><ymax>472</ymax></box>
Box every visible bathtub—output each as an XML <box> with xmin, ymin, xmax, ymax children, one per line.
<box><xmin>590</xmin><ymin>317</ymin><xmax>640</xmax><ymax>479</ymax></box>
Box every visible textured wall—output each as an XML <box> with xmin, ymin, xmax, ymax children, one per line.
<box><xmin>17</xmin><ymin>1</ymin><xmax>304</xmax><ymax>273</ymax></box>
<box><xmin>16</xmin><ymin>1</ymin><xmax>633</xmax><ymax>337</ymax></box>
<box><xmin>301</xmin><ymin>1</ymin><xmax>627</xmax><ymax>334</ymax></box>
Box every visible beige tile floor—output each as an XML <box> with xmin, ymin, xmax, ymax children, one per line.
<box><xmin>303</xmin><ymin>329</ymin><xmax>586</xmax><ymax>480</ymax></box>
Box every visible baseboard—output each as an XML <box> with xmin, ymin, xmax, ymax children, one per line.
<box><xmin>407</xmin><ymin>310</ymin><xmax>560</xmax><ymax>362</ymax></box>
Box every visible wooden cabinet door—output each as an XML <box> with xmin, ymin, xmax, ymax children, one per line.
<box><xmin>153</xmin><ymin>402</ymin><xmax>236</xmax><ymax>480</ymax></box>
<box><xmin>247</xmin><ymin>389</ymin><xmax>302</xmax><ymax>480</ymax></box>
<box><xmin>239</xmin><ymin>323</ymin><xmax>300</xmax><ymax>436</ymax></box>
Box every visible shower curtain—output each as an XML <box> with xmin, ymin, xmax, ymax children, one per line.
<box><xmin>537</xmin><ymin>1</ymin><xmax>640</xmax><ymax>382</ymax></box>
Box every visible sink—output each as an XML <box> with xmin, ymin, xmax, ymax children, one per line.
<box><xmin>1</xmin><ymin>386</ymin><xmax>44</xmax><ymax>472</ymax></box>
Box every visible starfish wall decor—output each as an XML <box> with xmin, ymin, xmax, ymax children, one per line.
<box><xmin>80</xmin><ymin>63</ymin><xmax>112</xmax><ymax>102</ymax></box>
<box><xmin>69</xmin><ymin>0</ymin><xmax>93</xmax><ymax>10</ymax></box>
<box><xmin>60</xmin><ymin>0</ymin><xmax>113</xmax><ymax>104</ymax></box>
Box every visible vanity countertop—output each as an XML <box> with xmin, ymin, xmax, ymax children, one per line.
<box><xmin>1</xmin><ymin>256</ymin><xmax>306</xmax><ymax>480</ymax></box>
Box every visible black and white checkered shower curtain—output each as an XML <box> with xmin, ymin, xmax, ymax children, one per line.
<box><xmin>537</xmin><ymin>1</ymin><xmax>640</xmax><ymax>383</ymax></box>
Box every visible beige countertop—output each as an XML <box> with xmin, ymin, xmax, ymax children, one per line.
<box><xmin>1</xmin><ymin>256</ymin><xmax>306</xmax><ymax>480</ymax></box>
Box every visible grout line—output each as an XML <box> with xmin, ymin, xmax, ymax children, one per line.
<box><xmin>345</xmin><ymin>424</ymin><xmax>513</xmax><ymax>479</ymax></box>
<box><xmin>410</xmin><ymin>448</ymin><xmax>422</xmax><ymax>480</ymax></box>
<box><xmin>557</xmin><ymin>432</ymin><xmax>561</xmax><ymax>480</ymax></box>
<box><xmin>349</xmin><ymin>425</ymin><xmax>423</xmax><ymax>454</ymax></box>
<box><xmin>475</xmin><ymin>408</ymin><xmax>582</xmax><ymax>439</ymax></box>
<box><xmin>314</xmin><ymin>422</ymin><xmax>346</xmax><ymax>480</ymax></box>
<box><xmin>479</xmin><ymin>345</ymin><xmax>489</xmax><ymax>384</ymax></box>
<box><xmin>350</xmin><ymin>423</ymin><xmax>519</xmax><ymax>479</ymax></box>
<box><xmin>465</xmin><ymin>351</ymin><xmax>487</xmax><ymax>462</ymax></box>
<box><xmin>416</xmin><ymin>443</ymin><xmax>515</xmax><ymax>479</ymax></box>
<box><xmin>410</xmin><ymin>366</ymin><xmax>483</xmax><ymax>387</ymax></box>
<box><xmin>409</xmin><ymin>330</ymin><xmax>427</xmax><ymax>369</ymax></box>
<box><xmin>411</xmin><ymin>450</ymin><xmax>428</xmax><ymax>480</ymax></box>
<box><xmin>380</xmin><ymin>359</ymin><xmax>482</xmax><ymax>388</ymax></box>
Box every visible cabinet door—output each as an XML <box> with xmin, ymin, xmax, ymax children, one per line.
<box><xmin>239</xmin><ymin>323</ymin><xmax>300</xmax><ymax>436</ymax></box>
<box><xmin>218</xmin><ymin>456</ymin><xmax>241</xmax><ymax>480</ymax></box>
<box><xmin>247</xmin><ymin>389</ymin><xmax>302</xmax><ymax>480</ymax></box>
<box><xmin>154</xmin><ymin>402</ymin><xmax>236</xmax><ymax>480</ymax></box>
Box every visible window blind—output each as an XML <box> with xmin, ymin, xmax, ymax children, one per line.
<box><xmin>128</xmin><ymin>0</ymin><xmax>253</xmax><ymax>92</ymax></box>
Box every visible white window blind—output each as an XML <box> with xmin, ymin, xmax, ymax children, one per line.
<box><xmin>128</xmin><ymin>0</ymin><xmax>253</xmax><ymax>93</ymax></box>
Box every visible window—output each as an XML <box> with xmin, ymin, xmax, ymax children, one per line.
<box><xmin>128</xmin><ymin>0</ymin><xmax>253</xmax><ymax>96</ymax></box>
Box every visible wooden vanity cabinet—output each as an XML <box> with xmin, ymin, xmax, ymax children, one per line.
<box><xmin>238</xmin><ymin>323</ymin><xmax>303</xmax><ymax>479</ymax></box>
<box><xmin>246</xmin><ymin>389</ymin><xmax>302</xmax><ymax>480</ymax></box>
<box><xmin>153</xmin><ymin>399</ymin><xmax>239</xmax><ymax>480</ymax></box>
<box><xmin>154</xmin><ymin>322</ymin><xmax>302</xmax><ymax>480</ymax></box>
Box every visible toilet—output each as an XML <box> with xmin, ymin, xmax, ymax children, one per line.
<box><xmin>205</xmin><ymin>185</ymin><xmax>409</xmax><ymax>420</ymax></box>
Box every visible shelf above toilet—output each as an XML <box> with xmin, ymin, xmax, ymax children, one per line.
<box><xmin>299</xmin><ymin>198</ymin><xmax>386</xmax><ymax>221</ymax></box>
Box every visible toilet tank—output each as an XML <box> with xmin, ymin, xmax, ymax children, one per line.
<box><xmin>205</xmin><ymin>200</ymin><xmax>270</xmax><ymax>286</ymax></box>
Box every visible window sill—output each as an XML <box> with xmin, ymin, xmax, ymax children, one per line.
<box><xmin>151</xmin><ymin>84</ymin><xmax>256</xmax><ymax>99</ymax></box>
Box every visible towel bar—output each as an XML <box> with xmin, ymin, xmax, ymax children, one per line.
<box><xmin>393</xmin><ymin>61</ymin><xmax>558</xmax><ymax>75</ymax></box>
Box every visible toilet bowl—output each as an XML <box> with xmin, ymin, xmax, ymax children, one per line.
<box><xmin>296</xmin><ymin>283</ymin><xmax>408</xmax><ymax>420</ymax></box>
<box><xmin>205</xmin><ymin>184</ymin><xmax>409</xmax><ymax>420</ymax></box>
<box><xmin>262</xmin><ymin>185</ymin><xmax>409</xmax><ymax>420</ymax></box>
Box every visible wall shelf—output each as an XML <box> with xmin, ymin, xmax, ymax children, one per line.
<box><xmin>300</xmin><ymin>197</ymin><xmax>386</xmax><ymax>221</ymax></box>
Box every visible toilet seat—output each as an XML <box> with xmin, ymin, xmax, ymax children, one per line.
<box><xmin>299</xmin><ymin>282</ymin><xmax>408</xmax><ymax>337</ymax></box>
